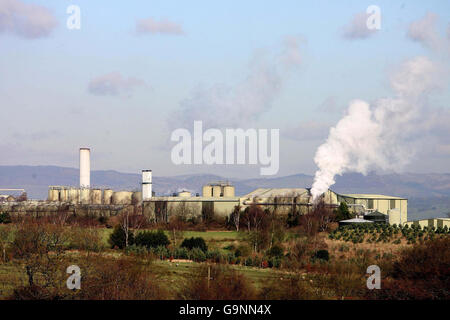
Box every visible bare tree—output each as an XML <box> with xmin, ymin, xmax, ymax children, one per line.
<box><xmin>12</xmin><ymin>220</ymin><xmax>69</xmax><ymax>288</ymax></box>
<box><xmin>230</xmin><ymin>205</ymin><xmax>241</xmax><ymax>231</ymax></box>
<box><xmin>119</xmin><ymin>206</ymin><xmax>133</xmax><ymax>248</ymax></box>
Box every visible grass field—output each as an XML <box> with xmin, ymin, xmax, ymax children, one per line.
<box><xmin>0</xmin><ymin>252</ymin><xmax>288</xmax><ymax>299</ymax></box>
<box><xmin>99</xmin><ymin>228</ymin><xmax>241</xmax><ymax>251</ymax></box>
<box><xmin>0</xmin><ymin>224</ymin><xmax>428</xmax><ymax>300</ymax></box>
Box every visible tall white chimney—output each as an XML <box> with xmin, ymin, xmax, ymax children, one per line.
<box><xmin>80</xmin><ymin>148</ymin><xmax>90</xmax><ymax>188</ymax></box>
<box><xmin>142</xmin><ymin>170</ymin><xmax>152</xmax><ymax>201</ymax></box>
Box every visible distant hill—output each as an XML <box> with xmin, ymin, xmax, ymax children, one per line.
<box><xmin>1</xmin><ymin>166</ymin><xmax>449</xmax><ymax>220</ymax></box>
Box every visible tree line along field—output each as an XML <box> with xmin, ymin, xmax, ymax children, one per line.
<box><xmin>0</xmin><ymin>203</ymin><xmax>448</xmax><ymax>300</ymax></box>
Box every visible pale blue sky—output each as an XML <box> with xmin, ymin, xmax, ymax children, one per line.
<box><xmin>1</xmin><ymin>0</ymin><xmax>449</xmax><ymax>178</ymax></box>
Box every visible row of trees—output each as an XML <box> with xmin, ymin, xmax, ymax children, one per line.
<box><xmin>330</xmin><ymin>222</ymin><xmax>450</xmax><ymax>244</ymax></box>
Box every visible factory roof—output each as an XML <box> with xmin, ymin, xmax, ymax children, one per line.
<box><xmin>147</xmin><ymin>196</ymin><xmax>240</xmax><ymax>202</ymax></box>
<box><xmin>242</xmin><ymin>188</ymin><xmax>310</xmax><ymax>198</ymax></box>
<box><xmin>342</xmin><ymin>194</ymin><xmax>407</xmax><ymax>200</ymax></box>
<box><xmin>364</xmin><ymin>210</ymin><xmax>386</xmax><ymax>217</ymax></box>
<box><xmin>339</xmin><ymin>218</ymin><xmax>374</xmax><ymax>224</ymax></box>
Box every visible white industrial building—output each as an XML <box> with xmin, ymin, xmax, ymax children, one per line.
<box><xmin>41</xmin><ymin>147</ymin><xmax>416</xmax><ymax>225</ymax></box>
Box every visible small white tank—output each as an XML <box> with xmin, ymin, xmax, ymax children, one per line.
<box><xmin>178</xmin><ymin>191</ymin><xmax>191</xmax><ymax>197</ymax></box>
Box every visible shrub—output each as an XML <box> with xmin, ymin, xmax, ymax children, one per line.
<box><xmin>0</xmin><ymin>212</ymin><xmax>12</xmax><ymax>224</ymax></box>
<box><xmin>135</xmin><ymin>230</ymin><xmax>170</xmax><ymax>249</ymax></box>
<box><xmin>98</xmin><ymin>216</ymin><xmax>108</xmax><ymax>225</ymax></box>
<box><xmin>286</xmin><ymin>211</ymin><xmax>300</xmax><ymax>227</ymax></box>
<box><xmin>173</xmin><ymin>247</ymin><xmax>189</xmax><ymax>259</ymax></box>
<box><xmin>335</xmin><ymin>202</ymin><xmax>352</xmax><ymax>221</ymax></box>
<box><xmin>235</xmin><ymin>244</ymin><xmax>252</xmax><ymax>258</ymax></box>
<box><xmin>190</xmin><ymin>248</ymin><xmax>206</xmax><ymax>262</ymax></box>
<box><xmin>368</xmin><ymin>237</ymin><xmax>450</xmax><ymax>300</ymax></box>
<box><xmin>312</xmin><ymin>249</ymin><xmax>329</xmax><ymax>262</ymax></box>
<box><xmin>109</xmin><ymin>225</ymin><xmax>134</xmax><ymax>249</ymax></box>
<box><xmin>152</xmin><ymin>245</ymin><xmax>170</xmax><ymax>259</ymax></box>
<box><xmin>180</xmin><ymin>237</ymin><xmax>208</xmax><ymax>252</ymax></box>
<box><xmin>252</xmin><ymin>255</ymin><xmax>262</xmax><ymax>267</ymax></box>
<box><xmin>225</xmin><ymin>252</ymin><xmax>236</xmax><ymax>264</ymax></box>
<box><xmin>206</xmin><ymin>249</ymin><xmax>222</xmax><ymax>263</ymax></box>
<box><xmin>267</xmin><ymin>245</ymin><xmax>284</xmax><ymax>258</ymax></box>
<box><xmin>223</xmin><ymin>244</ymin><xmax>235</xmax><ymax>251</ymax></box>
<box><xmin>271</xmin><ymin>257</ymin><xmax>281</xmax><ymax>268</ymax></box>
<box><xmin>125</xmin><ymin>244</ymin><xmax>149</xmax><ymax>256</ymax></box>
<box><xmin>68</xmin><ymin>227</ymin><xmax>103</xmax><ymax>252</ymax></box>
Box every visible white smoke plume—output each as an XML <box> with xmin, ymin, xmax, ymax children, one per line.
<box><xmin>311</xmin><ymin>56</ymin><xmax>439</xmax><ymax>200</ymax></box>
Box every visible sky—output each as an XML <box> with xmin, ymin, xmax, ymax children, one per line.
<box><xmin>0</xmin><ymin>0</ymin><xmax>449</xmax><ymax>178</ymax></box>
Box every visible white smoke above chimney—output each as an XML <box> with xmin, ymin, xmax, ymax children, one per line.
<box><xmin>80</xmin><ymin>148</ymin><xmax>90</xmax><ymax>188</ymax></box>
<box><xmin>311</xmin><ymin>56</ymin><xmax>439</xmax><ymax>200</ymax></box>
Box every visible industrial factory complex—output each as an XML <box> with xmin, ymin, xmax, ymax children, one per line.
<box><xmin>1</xmin><ymin>148</ymin><xmax>449</xmax><ymax>228</ymax></box>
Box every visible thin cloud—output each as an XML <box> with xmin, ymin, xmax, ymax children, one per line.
<box><xmin>342</xmin><ymin>12</ymin><xmax>377</xmax><ymax>40</ymax></box>
<box><xmin>136</xmin><ymin>18</ymin><xmax>184</xmax><ymax>35</ymax></box>
<box><xmin>88</xmin><ymin>72</ymin><xmax>146</xmax><ymax>97</ymax></box>
<box><xmin>168</xmin><ymin>36</ymin><xmax>304</xmax><ymax>130</ymax></box>
<box><xmin>0</xmin><ymin>0</ymin><xmax>57</xmax><ymax>39</ymax></box>
<box><xmin>407</xmin><ymin>13</ymin><xmax>441</xmax><ymax>51</ymax></box>
<box><xmin>280</xmin><ymin>36</ymin><xmax>304</xmax><ymax>67</ymax></box>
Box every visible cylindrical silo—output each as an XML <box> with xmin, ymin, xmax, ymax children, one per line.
<box><xmin>90</xmin><ymin>189</ymin><xmax>102</xmax><ymax>205</ymax></box>
<box><xmin>212</xmin><ymin>185</ymin><xmax>222</xmax><ymax>198</ymax></box>
<box><xmin>112</xmin><ymin>191</ymin><xmax>133</xmax><ymax>205</ymax></box>
<box><xmin>202</xmin><ymin>185</ymin><xmax>213</xmax><ymax>197</ymax></box>
<box><xmin>132</xmin><ymin>191</ymin><xmax>142</xmax><ymax>204</ymax></box>
<box><xmin>223</xmin><ymin>185</ymin><xmax>235</xmax><ymax>197</ymax></box>
<box><xmin>142</xmin><ymin>170</ymin><xmax>152</xmax><ymax>201</ymax></box>
<box><xmin>52</xmin><ymin>189</ymin><xmax>59</xmax><ymax>201</ymax></box>
<box><xmin>68</xmin><ymin>188</ymin><xmax>80</xmax><ymax>204</ymax></box>
<box><xmin>48</xmin><ymin>188</ymin><xmax>59</xmax><ymax>202</ymax></box>
<box><xmin>103</xmin><ymin>189</ymin><xmax>113</xmax><ymax>205</ymax></box>
<box><xmin>60</xmin><ymin>188</ymin><xmax>68</xmax><ymax>202</ymax></box>
<box><xmin>80</xmin><ymin>188</ymin><xmax>90</xmax><ymax>204</ymax></box>
<box><xmin>80</xmin><ymin>148</ymin><xmax>90</xmax><ymax>188</ymax></box>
